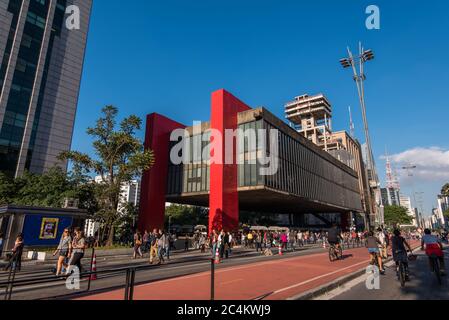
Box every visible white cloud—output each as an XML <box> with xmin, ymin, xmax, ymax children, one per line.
<box><xmin>386</xmin><ymin>147</ymin><xmax>449</xmax><ymax>183</ymax></box>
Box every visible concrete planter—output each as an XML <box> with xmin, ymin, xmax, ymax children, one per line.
<box><xmin>27</xmin><ymin>251</ymin><xmax>47</xmax><ymax>261</ymax></box>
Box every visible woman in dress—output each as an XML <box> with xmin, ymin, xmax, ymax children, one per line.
<box><xmin>53</xmin><ymin>228</ymin><xmax>72</xmax><ymax>276</ymax></box>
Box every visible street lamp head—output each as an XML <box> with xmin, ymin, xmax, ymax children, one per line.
<box><xmin>340</xmin><ymin>58</ymin><xmax>352</xmax><ymax>68</ymax></box>
<box><xmin>363</xmin><ymin>50</ymin><xmax>375</xmax><ymax>61</ymax></box>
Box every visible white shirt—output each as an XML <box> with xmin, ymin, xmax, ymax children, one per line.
<box><xmin>377</xmin><ymin>232</ymin><xmax>386</xmax><ymax>245</ymax></box>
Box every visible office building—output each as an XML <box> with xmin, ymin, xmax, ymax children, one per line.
<box><xmin>0</xmin><ymin>0</ymin><xmax>92</xmax><ymax>177</ymax></box>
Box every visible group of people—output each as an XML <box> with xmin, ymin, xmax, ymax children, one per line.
<box><xmin>52</xmin><ymin>227</ymin><xmax>87</xmax><ymax>276</ymax></box>
<box><xmin>364</xmin><ymin>227</ymin><xmax>446</xmax><ymax>279</ymax></box>
<box><xmin>0</xmin><ymin>227</ymin><xmax>87</xmax><ymax>277</ymax></box>
<box><xmin>209</xmin><ymin>230</ymin><xmax>233</xmax><ymax>260</ymax></box>
<box><xmin>133</xmin><ymin>229</ymin><xmax>174</xmax><ymax>265</ymax></box>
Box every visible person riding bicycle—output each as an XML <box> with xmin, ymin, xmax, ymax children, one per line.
<box><xmin>421</xmin><ymin>229</ymin><xmax>446</xmax><ymax>276</ymax></box>
<box><xmin>328</xmin><ymin>224</ymin><xmax>342</xmax><ymax>251</ymax></box>
<box><xmin>366</xmin><ymin>231</ymin><xmax>385</xmax><ymax>275</ymax></box>
<box><xmin>391</xmin><ymin>229</ymin><xmax>413</xmax><ymax>281</ymax></box>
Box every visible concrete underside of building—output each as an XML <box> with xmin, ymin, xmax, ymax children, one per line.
<box><xmin>167</xmin><ymin>188</ymin><xmax>353</xmax><ymax>215</ymax></box>
<box><xmin>139</xmin><ymin>89</ymin><xmax>364</xmax><ymax>233</ymax></box>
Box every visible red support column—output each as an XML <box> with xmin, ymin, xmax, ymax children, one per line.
<box><xmin>209</xmin><ymin>90</ymin><xmax>251</xmax><ymax>234</ymax></box>
<box><xmin>139</xmin><ymin>113</ymin><xmax>185</xmax><ymax>233</ymax></box>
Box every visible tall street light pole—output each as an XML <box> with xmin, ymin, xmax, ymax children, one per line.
<box><xmin>402</xmin><ymin>164</ymin><xmax>419</xmax><ymax>227</ymax></box>
<box><xmin>340</xmin><ymin>42</ymin><xmax>381</xmax><ymax>227</ymax></box>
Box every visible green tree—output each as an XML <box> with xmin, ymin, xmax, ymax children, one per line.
<box><xmin>60</xmin><ymin>106</ymin><xmax>155</xmax><ymax>246</ymax></box>
<box><xmin>384</xmin><ymin>205</ymin><xmax>413</xmax><ymax>227</ymax></box>
<box><xmin>165</xmin><ymin>204</ymin><xmax>208</xmax><ymax>227</ymax></box>
<box><xmin>115</xmin><ymin>203</ymin><xmax>139</xmax><ymax>245</ymax></box>
<box><xmin>441</xmin><ymin>183</ymin><xmax>449</xmax><ymax>197</ymax></box>
<box><xmin>0</xmin><ymin>167</ymin><xmax>98</xmax><ymax>213</ymax></box>
<box><xmin>0</xmin><ymin>173</ymin><xmax>16</xmax><ymax>205</ymax></box>
<box><xmin>443</xmin><ymin>210</ymin><xmax>449</xmax><ymax>220</ymax></box>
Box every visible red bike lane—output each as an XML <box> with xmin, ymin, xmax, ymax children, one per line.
<box><xmin>78</xmin><ymin>240</ymin><xmax>421</xmax><ymax>301</ymax></box>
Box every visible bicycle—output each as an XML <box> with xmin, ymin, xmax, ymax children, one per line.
<box><xmin>397</xmin><ymin>259</ymin><xmax>407</xmax><ymax>288</ymax></box>
<box><xmin>329</xmin><ymin>243</ymin><xmax>343</xmax><ymax>262</ymax></box>
<box><xmin>429</xmin><ymin>254</ymin><xmax>442</xmax><ymax>285</ymax></box>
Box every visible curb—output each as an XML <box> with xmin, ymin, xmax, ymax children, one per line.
<box><xmin>288</xmin><ymin>243</ymin><xmax>422</xmax><ymax>300</ymax></box>
<box><xmin>287</xmin><ymin>266</ymin><xmax>368</xmax><ymax>300</ymax></box>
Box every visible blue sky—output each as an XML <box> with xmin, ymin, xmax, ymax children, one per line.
<box><xmin>73</xmin><ymin>0</ymin><xmax>449</xmax><ymax>215</ymax></box>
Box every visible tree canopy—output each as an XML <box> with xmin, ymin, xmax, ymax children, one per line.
<box><xmin>444</xmin><ymin>210</ymin><xmax>449</xmax><ymax>220</ymax></box>
<box><xmin>384</xmin><ymin>205</ymin><xmax>413</xmax><ymax>227</ymax></box>
<box><xmin>59</xmin><ymin>105</ymin><xmax>155</xmax><ymax>245</ymax></box>
<box><xmin>442</xmin><ymin>183</ymin><xmax>449</xmax><ymax>197</ymax></box>
<box><xmin>0</xmin><ymin>167</ymin><xmax>98</xmax><ymax>214</ymax></box>
<box><xmin>165</xmin><ymin>204</ymin><xmax>208</xmax><ymax>227</ymax></box>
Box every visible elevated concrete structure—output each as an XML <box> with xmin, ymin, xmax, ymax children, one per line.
<box><xmin>139</xmin><ymin>90</ymin><xmax>363</xmax><ymax>233</ymax></box>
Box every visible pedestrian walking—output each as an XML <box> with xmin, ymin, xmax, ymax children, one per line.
<box><xmin>157</xmin><ymin>230</ymin><xmax>166</xmax><ymax>265</ymax></box>
<box><xmin>210</xmin><ymin>230</ymin><xmax>218</xmax><ymax>258</ymax></box>
<box><xmin>4</xmin><ymin>234</ymin><xmax>24</xmax><ymax>272</ymax></box>
<box><xmin>133</xmin><ymin>231</ymin><xmax>143</xmax><ymax>259</ymax></box>
<box><xmin>218</xmin><ymin>230</ymin><xmax>226</xmax><ymax>258</ymax></box>
<box><xmin>142</xmin><ymin>230</ymin><xmax>149</xmax><ymax>253</ymax></box>
<box><xmin>223</xmin><ymin>231</ymin><xmax>231</xmax><ymax>259</ymax></box>
<box><xmin>149</xmin><ymin>229</ymin><xmax>158</xmax><ymax>264</ymax></box>
<box><xmin>255</xmin><ymin>232</ymin><xmax>262</xmax><ymax>253</ymax></box>
<box><xmin>165</xmin><ymin>232</ymin><xmax>171</xmax><ymax>260</ymax></box>
<box><xmin>53</xmin><ymin>228</ymin><xmax>72</xmax><ymax>276</ymax></box>
<box><xmin>281</xmin><ymin>232</ymin><xmax>288</xmax><ymax>251</ymax></box>
<box><xmin>199</xmin><ymin>233</ymin><xmax>206</xmax><ymax>253</ymax></box>
<box><xmin>66</xmin><ymin>228</ymin><xmax>86</xmax><ymax>275</ymax></box>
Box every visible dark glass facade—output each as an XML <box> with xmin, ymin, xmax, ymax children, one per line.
<box><xmin>166</xmin><ymin>113</ymin><xmax>361</xmax><ymax>212</ymax></box>
<box><xmin>0</xmin><ymin>0</ymin><xmax>92</xmax><ymax>177</ymax></box>
<box><xmin>0</xmin><ymin>0</ymin><xmax>50</xmax><ymax>175</ymax></box>
<box><xmin>167</xmin><ymin>131</ymin><xmax>211</xmax><ymax>195</ymax></box>
<box><xmin>25</xmin><ymin>0</ymin><xmax>67</xmax><ymax>170</ymax></box>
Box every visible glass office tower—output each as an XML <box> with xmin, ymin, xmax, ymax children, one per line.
<box><xmin>0</xmin><ymin>0</ymin><xmax>92</xmax><ymax>177</ymax></box>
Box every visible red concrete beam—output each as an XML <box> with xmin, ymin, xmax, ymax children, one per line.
<box><xmin>139</xmin><ymin>113</ymin><xmax>186</xmax><ymax>233</ymax></box>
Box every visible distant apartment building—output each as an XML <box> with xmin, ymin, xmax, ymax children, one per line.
<box><xmin>94</xmin><ymin>176</ymin><xmax>141</xmax><ymax>213</ymax></box>
<box><xmin>381</xmin><ymin>187</ymin><xmax>401</xmax><ymax>207</ymax></box>
<box><xmin>0</xmin><ymin>0</ymin><xmax>92</xmax><ymax>177</ymax></box>
<box><xmin>399</xmin><ymin>195</ymin><xmax>417</xmax><ymax>227</ymax></box>
<box><xmin>436</xmin><ymin>195</ymin><xmax>448</xmax><ymax>228</ymax></box>
<box><xmin>118</xmin><ymin>179</ymin><xmax>141</xmax><ymax>213</ymax></box>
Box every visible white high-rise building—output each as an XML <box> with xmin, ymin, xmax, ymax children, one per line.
<box><xmin>399</xmin><ymin>195</ymin><xmax>417</xmax><ymax>227</ymax></box>
<box><xmin>118</xmin><ymin>180</ymin><xmax>141</xmax><ymax>213</ymax></box>
<box><xmin>94</xmin><ymin>176</ymin><xmax>141</xmax><ymax>212</ymax></box>
<box><xmin>436</xmin><ymin>195</ymin><xmax>449</xmax><ymax>228</ymax></box>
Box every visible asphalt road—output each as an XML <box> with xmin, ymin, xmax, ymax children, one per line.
<box><xmin>0</xmin><ymin>244</ymin><xmax>327</xmax><ymax>300</ymax></box>
<box><xmin>328</xmin><ymin>248</ymin><xmax>449</xmax><ymax>300</ymax></box>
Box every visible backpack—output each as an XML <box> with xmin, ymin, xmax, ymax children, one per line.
<box><xmin>150</xmin><ymin>235</ymin><xmax>157</xmax><ymax>246</ymax></box>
